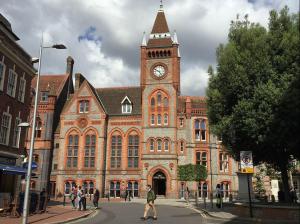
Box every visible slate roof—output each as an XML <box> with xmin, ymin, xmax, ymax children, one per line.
<box><xmin>96</xmin><ymin>87</ymin><xmax>141</xmax><ymax>116</ymax></box>
<box><xmin>31</xmin><ymin>74</ymin><xmax>68</xmax><ymax>96</ymax></box>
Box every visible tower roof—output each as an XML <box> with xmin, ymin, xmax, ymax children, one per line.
<box><xmin>147</xmin><ymin>5</ymin><xmax>173</xmax><ymax>47</ymax></box>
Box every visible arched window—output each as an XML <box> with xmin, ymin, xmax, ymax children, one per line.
<box><xmin>110</xmin><ymin>182</ymin><xmax>115</xmax><ymax>197</ymax></box>
<box><xmin>157</xmin><ymin>139</ymin><xmax>162</xmax><ymax>151</ymax></box>
<box><xmin>200</xmin><ymin>120</ymin><xmax>206</xmax><ymax>141</ymax></box>
<box><xmin>128</xmin><ymin>135</ymin><xmax>139</xmax><ymax>168</ymax></box>
<box><xmin>157</xmin><ymin>114</ymin><xmax>161</xmax><ymax>125</ymax></box>
<box><xmin>151</xmin><ymin>97</ymin><xmax>155</xmax><ymax>107</ymax></box>
<box><xmin>150</xmin><ymin>139</ymin><xmax>155</xmax><ymax>151</ymax></box>
<box><xmin>65</xmin><ymin>182</ymin><xmax>71</xmax><ymax>194</ymax></box>
<box><xmin>116</xmin><ymin>182</ymin><xmax>121</xmax><ymax>197</ymax></box>
<box><xmin>111</xmin><ymin>135</ymin><xmax>122</xmax><ymax>168</ymax></box>
<box><xmin>83</xmin><ymin>181</ymin><xmax>88</xmax><ymax>194</ymax></box>
<box><xmin>67</xmin><ymin>134</ymin><xmax>79</xmax><ymax>168</ymax></box>
<box><xmin>151</xmin><ymin>114</ymin><xmax>155</xmax><ymax>125</ymax></box>
<box><xmin>163</xmin><ymin>97</ymin><xmax>168</xmax><ymax>107</ymax></box>
<box><xmin>164</xmin><ymin>139</ymin><xmax>169</xmax><ymax>151</ymax></box>
<box><xmin>157</xmin><ymin>92</ymin><xmax>162</xmax><ymax>105</ymax></box>
<box><xmin>164</xmin><ymin>113</ymin><xmax>168</xmax><ymax>125</ymax></box>
<box><xmin>84</xmin><ymin>134</ymin><xmax>96</xmax><ymax>168</ymax></box>
<box><xmin>89</xmin><ymin>181</ymin><xmax>94</xmax><ymax>194</ymax></box>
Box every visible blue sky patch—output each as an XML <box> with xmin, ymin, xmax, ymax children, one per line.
<box><xmin>78</xmin><ymin>26</ymin><xmax>102</xmax><ymax>43</ymax></box>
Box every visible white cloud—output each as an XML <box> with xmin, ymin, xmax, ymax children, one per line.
<box><xmin>0</xmin><ymin>0</ymin><xmax>297</xmax><ymax>96</ymax></box>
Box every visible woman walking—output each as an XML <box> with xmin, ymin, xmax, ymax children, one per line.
<box><xmin>93</xmin><ymin>189</ymin><xmax>100</xmax><ymax>209</ymax></box>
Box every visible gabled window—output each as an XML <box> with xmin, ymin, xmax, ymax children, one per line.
<box><xmin>79</xmin><ymin>100</ymin><xmax>89</xmax><ymax>113</ymax></box>
<box><xmin>7</xmin><ymin>69</ymin><xmax>17</xmax><ymax>97</ymax></box>
<box><xmin>121</xmin><ymin>96</ymin><xmax>132</xmax><ymax>114</ymax></box>
<box><xmin>0</xmin><ymin>61</ymin><xmax>6</xmax><ymax>91</ymax></box>
<box><xmin>18</xmin><ymin>74</ymin><xmax>26</xmax><ymax>102</ymax></box>
<box><xmin>41</xmin><ymin>91</ymin><xmax>49</xmax><ymax>102</ymax></box>
<box><xmin>0</xmin><ymin>111</ymin><xmax>12</xmax><ymax>145</ymax></box>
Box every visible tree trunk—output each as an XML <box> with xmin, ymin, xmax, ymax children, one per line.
<box><xmin>279</xmin><ymin>158</ymin><xmax>291</xmax><ymax>202</ymax></box>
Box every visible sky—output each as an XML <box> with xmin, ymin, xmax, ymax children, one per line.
<box><xmin>1</xmin><ymin>0</ymin><xmax>298</xmax><ymax>96</ymax></box>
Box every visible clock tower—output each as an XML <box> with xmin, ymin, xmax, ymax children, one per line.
<box><xmin>140</xmin><ymin>3</ymin><xmax>181</xmax><ymax>198</ymax></box>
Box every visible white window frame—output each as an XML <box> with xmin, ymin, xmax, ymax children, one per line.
<box><xmin>0</xmin><ymin>61</ymin><xmax>6</xmax><ymax>91</ymax></box>
<box><xmin>7</xmin><ymin>69</ymin><xmax>17</xmax><ymax>97</ymax></box>
<box><xmin>0</xmin><ymin>111</ymin><xmax>12</xmax><ymax>145</ymax></box>
<box><xmin>79</xmin><ymin>100</ymin><xmax>89</xmax><ymax>113</ymax></box>
<box><xmin>157</xmin><ymin>139</ymin><xmax>162</xmax><ymax>151</ymax></box>
<box><xmin>121</xmin><ymin>96</ymin><xmax>132</xmax><ymax>114</ymax></box>
<box><xmin>18</xmin><ymin>74</ymin><xmax>26</xmax><ymax>103</ymax></box>
<box><xmin>12</xmin><ymin>116</ymin><xmax>21</xmax><ymax>148</ymax></box>
<box><xmin>164</xmin><ymin>113</ymin><xmax>168</xmax><ymax>125</ymax></box>
<box><xmin>41</xmin><ymin>91</ymin><xmax>49</xmax><ymax>102</ymax></box>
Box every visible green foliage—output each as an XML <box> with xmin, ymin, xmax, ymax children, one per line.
<box><xmin>177</xmin><ymin>164</ymin><xmax>207</xmax><ymax>181</ymax></box>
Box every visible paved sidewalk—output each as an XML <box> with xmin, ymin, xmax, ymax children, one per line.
<box><xmin>0</xmin><ymin>203</ymin><xmax>94</xmax><ymax>224</ymax></box>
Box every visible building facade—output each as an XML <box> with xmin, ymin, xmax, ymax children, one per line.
<box><xmin>52</xmin><ymin>5</ymin><xmax>239</xmax><ymax>199</ymax></box>
<box><xmin>0</xmin><ymin>14</ymin><xmax>36</xmax><ymax>207</ymax></box>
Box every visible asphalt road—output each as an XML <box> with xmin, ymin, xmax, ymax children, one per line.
<box><xmin>68</xmin><ymin>202</ymin><xmax>254</xmax><ymax>224</ymax></box>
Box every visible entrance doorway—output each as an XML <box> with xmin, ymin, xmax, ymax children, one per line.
<box><xmin>152</xmin><ymin>171</ymin><xmax>166</xmax><ymax>196</ymax></box>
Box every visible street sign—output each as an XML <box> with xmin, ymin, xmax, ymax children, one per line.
<box><xmin>240</xmin><ymin>151</ymin><xmax>254</xmax><ymax>173</ymax></box>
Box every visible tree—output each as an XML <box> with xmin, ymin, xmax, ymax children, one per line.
<box><xmin>206</xmin><ymin>7</ymin><xmax>300</xmax><ymax>202</ymax></box>
<box><xmin>178</xmin><ymin>164</ymin><xmax>207</xmax><ymax>205</ymax></box>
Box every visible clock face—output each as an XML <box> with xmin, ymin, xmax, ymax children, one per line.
<box><xmin>153</xmin><ymin>65</ymin><xmax>166</xmax><ymax>78</ymax></box>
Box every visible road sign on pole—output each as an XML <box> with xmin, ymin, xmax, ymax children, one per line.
<box><xmin>240</xmin><ymin>151</ymin><xmax>254</xmax><ymax>173</ymax></box>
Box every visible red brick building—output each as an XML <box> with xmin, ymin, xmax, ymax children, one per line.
<box><xmin>0</xmin><ymin>14</ymin><xmax>36</xmax><ymax>207</ymax></box>
<box><xmin>51</xmin><ymin>5</ymin><xmax>239</xmax><ymax>199</ymax></box>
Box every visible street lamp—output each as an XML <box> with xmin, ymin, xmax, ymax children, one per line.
<box><xmin>22</xmin><ymin>35</ymin><xmax>66</xmax><ymax>224</ymax></box>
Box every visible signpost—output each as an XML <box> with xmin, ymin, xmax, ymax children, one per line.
<box><xmin>240</xmin><ymin>151</ymin><xmax>254</xmax><ymax>218</ymax></box>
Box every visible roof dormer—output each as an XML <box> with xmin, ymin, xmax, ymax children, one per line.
<box><xmin>121</xmin><ymin>96</ymin><xmax>132</xmax><ymax>114</ymax></box>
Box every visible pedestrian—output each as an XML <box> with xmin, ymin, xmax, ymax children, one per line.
<box><xmin>39</xmin><ymin>188</ymin><xmax>46</xmax><ymax>212</ymax></box>
<box><xmin>77</xmin><ymin>186</ymin><xmax>83</xmax><ymax>211</ymax></box>
<box><xmin>216</xmin><ymin>184</ymin><xmax>222</xmax><ymax>208</ymax></box>
<box><xmin>81</xmin><ymin>189</ymin><xmax>87</xmax><ymax>211</ymax></box>
<box><xmin>93</xmin><ymin>189</ymin><xmax>100</xmax><ymax>208</ymax></box>
<box><xmin>125</xmin><ymin>188</ymin><xmax>129</xmax><ymax>202</ymax></box>
<box><xmin>185</xmin><ymin>187</ymin><xmax>190</xmax><ymax>204</ymax></box>
<box><xmin>70</xmin><ymin>186</ymin><xmax>77</xmax><ymax>209</ymax></box>
<box><xmin>141</xmin><ymin>185</ymin><xmax>157</xmax><ymax>220</ymax></box>
<box><xmin>289</xmin><ymin>187</ymin><xmax>297</xmax><ymax>203</ymax></box>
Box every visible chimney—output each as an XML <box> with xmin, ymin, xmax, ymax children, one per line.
<box><xmin>75</xmin><ymin>73</ymin><xmax>85</xmax><ymax>92</ymax></box>
<box><xmin>66</xmin><ymin>56</ymin><xmax>74</xmax><ymax>99</ymax></box>
<box><xmin>186</xmin><ymin>97</ymin><xmax>191</xmax><ymax>118</ymax></box>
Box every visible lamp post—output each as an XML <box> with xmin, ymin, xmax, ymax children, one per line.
<box><xmin>22</xmin><ymin>35</ymin><xmax>66</xmax><ymax>224</ymax></box>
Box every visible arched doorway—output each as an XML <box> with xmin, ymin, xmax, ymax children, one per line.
<box><xmin>152</xmin><ymin>171</ymin><xmax>166</xmax><ymax>196</ymax></box>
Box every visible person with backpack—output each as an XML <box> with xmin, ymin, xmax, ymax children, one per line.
<box><xmin>141</xmin><ymin>185</ymin><xmax>157</xmax><ymax>220</ymax></box>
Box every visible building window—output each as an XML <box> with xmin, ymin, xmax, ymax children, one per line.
<box><xmin>164</xmin><ymin>113</ymin><xmax>168</xmax><ymax>125</ymax></box>
<box><xmin>89</xmin><ymin>181</ymin><xmax>94</xmax><ymax>194</ymax></box>
<box><xmin>180</xmin><ymin>141</ymin><xmax>184</xmax><ymax>153</ymax></box>
<box><xmin>163</xmin><ymin>97</ymin><xmax>168</xmax><ymax>107</ymax></box>
<box><xmin>151</xmin><ymin>114</ymin><xmax>155</xmax><ymax>125</ymax></box>
<box><xmin>221</xmin><ymin>182</ymin><xmax>230</xmax><ymax>198</ymax></box>
<box><xmin>110</xmin><ymin>181</ymin><xmax>121</xmax><ymax>198</ymax></box>
<box><xmin>198</xmin><ymin>182</ymin><xmax>208</xmax><ymax>198</ymax></box>
<box><xmin>41</xmin><ymin>91</ymin><xmax>49</xmax><ymax>102</ymax></box>
<box><xmin>195</xmin><ymin>119</ymin><xmax>206</xmax><ymax>141</ymax></box>
<box><xmin>84</xmin><ymin>135</ymin><xmax>96</xmax><ymax>168</ymax></box>
<box><xmin>12</xmin><ymin>117</ymin><xmax>21</xmax><ymax>147</ymax></box>
<box><xmin>53</xmin><ymin>164</ymin><xmax>58</xmax><ymax>170</ymax></box>
<box><xmin>150</xmin><ymin>139</ymin><xmax>155</xmax><ymax>152</ymax></box>
<box><xmin>35</xmin><ymin>119</ymin><xmax>42</xmax><ymax>138</ymax></box>
<box><xmin>179</xmin><ymin>118</ymin><xmax>184</xmax><ymax>128</ymax></box>
<box><xmin>33</xmin><ymin>154</ymin><xmax>39</xmax><ymax>163</ymax></box>
<box><xmin>0</xmin><ymin>112</ymin><xmax>12</xmax><ymax>145</ymax></box>
<box><xmin>0</xmin><ymin>62</ymin><xmax>6</xmax><ymax>91</ymax></box>
<box><xmin>18</xmin><ymin>75</ymin><xmax>26</xmax><ymax>102</ymax></box>
<box><xmin>164</xmin><ymin>139</ymin><xmax>169</xmax><ymax>151</ymax></box>
<box><xmin>121</xmin><ymin>97</ymin><xmax>132</xmax><ymax>114</ymax></box>
<box><xmin>65</xmin><ymin>182</ymin><xmax>71</xmax><ymax>194</ymax></box>
<box><xmin>151</xmin><ymin>97</ymin><xmax>155</xmax><ymax>107</ymax></box>
<box><xmin>67</xmin><ymin>135</ymin><xmax>79</xmax><ymax>168</ymax></box>
<box><xmin>55</xmin><ymin>143</ymin><xmax>59</xmax><ymax>148</ymax></box>
<box><xmin>111</xmin><ymin>135</ymin><xmax>122</xmax><ymax>168</ymax></box>
<box><xmin>79</xmin><ymin>100</ymin><xmax>89</xmax><ymax>113</ymax></box>
<box><xmin>128</xmin><ymin>135</ymin><xmax>139</xmax><ymax>168</ymax></box>
<box><xmin>219</xmin><ymin>153</ymin><xmax>229</xmax><ymax>172</ymax></box>
<box><xmin>196</xmin><ymin>151</ymin><xmax>207</xmax><ymax>167</ymax></box>
<box><xmin>157</xmin><ymin>139</ymin><xmax>162</xmax><ymax>151</ymax></box>
<box><xmin>7</xmin><ymin>69</ymin><xmax>17</xmax><ymax>97</ymax></box>
<box><xmin>157</xmin><ymin>114</ymin><xmax>161</xmax><ymax>125</ymax></box>
<box><xmin>134</xmin><ymin>181</ymin><xmax>139</xmax><ymax>197</ymax></box>
<box><xmin>157</xmin><ymin>92</ymin><xmax>162</xmax><ymax>105</ymax></box>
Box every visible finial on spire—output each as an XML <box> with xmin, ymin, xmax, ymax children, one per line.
<box><xmin>160</xmin><ymin>0</ymin><xmax>163</xmax><ymax>8</ymax></box>
<box><xmin>142</xmin><ymin>32</ymin><xmax>147</xmax><ymax>46</ymax></box>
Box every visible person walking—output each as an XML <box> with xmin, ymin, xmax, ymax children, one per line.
<box><xmin>125</xmin><ymin>188</ymin><xmax>129</xmax><ymax>202</ymax></box>
<box><xmin>77</xmin><ymin>186</ymin><xmax>83</xmax><ymax>211</ymax></box>
<box><xmin>216</xmin><ymin>184</ymin><xmax>222</xmax><ymax>208</ymax></box>
<box><xmin>141</xmin><ymin>185</ymin><xmax>157</xmax><ymax>220</ymax></box>
<box><xmin>70</xmin><ymin>187</ymin><xmax>77</xmax><ymax>209</ymax></box>
<box><xmin>81</xmin><ymin>189</ymin><xmax>87</xmax><ymax>211</ymax></box>
<box><xmin>93</xmin><ymin>189</ymin><xmax>100</xmax><ymax>208</ymax></box>
<box><xmin>185</xmin><ymin>187</ymin><xmax>190</xmax><ymax>204</ymax></box>
<box><xmin>39</xmin><ymin>188</ymin><xmax>46</xmax><ymax>212</ymax></box>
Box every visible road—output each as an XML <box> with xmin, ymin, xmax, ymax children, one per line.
<box><xmin>68</xmin><ymin>202</ymin><xmax>253</xmax><ymax>224</ymax></box>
